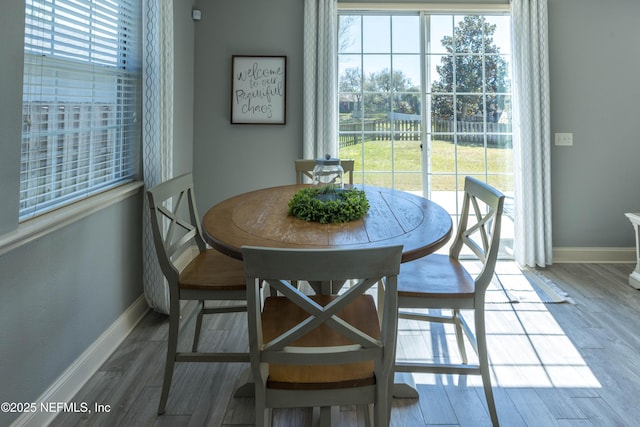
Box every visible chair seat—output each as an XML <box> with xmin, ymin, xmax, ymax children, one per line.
<box><xmin>179</xmin><ymin>249</ymin><xmax>245</xmax><ymax>290</ymax></box>
<box><xmin>262</xmin><ymin>294</ymin><xmax>379</xmax><ymax>390</ymax></box>
<box><xmin>398</xmin><ymin>254</ymin><xmax>475</xmax><ymax>299</ymax></box>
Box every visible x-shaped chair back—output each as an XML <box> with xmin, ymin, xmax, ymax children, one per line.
<box><xmin>262</xmin><ymin>276</ymin><xmax>384</xmax><ymax>364</ymax></box>
<box><xmin>450</xmin><ymin>176</ymin><xmax>505</xmax><ymax>293</ymax></box>
<box><xmin>243</xmin><ymin>246</ymin><xmax>402</xmax><ymax>365</ymax></box>
<box><xmin>148</xmin><ymin>174</ymin><xmax>205</xmax><ymax>285</ymax></box>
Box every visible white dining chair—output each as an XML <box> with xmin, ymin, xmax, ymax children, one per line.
<box><xmin>242</xmin><ymin>245</ymin><xmax>403</xmax><ymax>427</ymax></box>
<box><xmin>146</xmin><ymin>173</ymin><xmax>249</xmax><ymax>415</ymax></box>
<box><xmin>295</xmin><ymin>158</ymin><xmax>355</xmax><ymax>185</ymax></box>
<box><xmin>394</xmin><ymin>176</ymin><xmax>505</xmax><ymax>426</ymax></box>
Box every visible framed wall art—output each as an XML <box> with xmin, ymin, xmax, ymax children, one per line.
<box><xmin>230</xmin><ymin>55</ymin><xmax>286</xmax><ymax>124</ymax></box>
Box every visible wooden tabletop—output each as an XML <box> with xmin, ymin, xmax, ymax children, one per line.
<box><xmin>202</xmin><ymin>184</ymin><xmax>452</xmax><ymax>263</ymax></box>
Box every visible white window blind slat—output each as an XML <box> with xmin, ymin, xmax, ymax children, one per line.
<box><xmin>21</xmin><ymin>0</ymin><xmax>141</xmax><ymax>220</ymax></box>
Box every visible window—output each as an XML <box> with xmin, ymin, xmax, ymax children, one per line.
<box><xmin>20</xmin><ymin>0</ymin><xmax>141</xmax><ymax>220</ymax></box>
<box><xmin>338</xmin><ymin>13</ymin><xmax>425</xmax><ymax>190</ymax></box>
<box><xmin>338</xmin><ymin>8</ymin><xmax>513</xmax><ymax>254</ymax></box>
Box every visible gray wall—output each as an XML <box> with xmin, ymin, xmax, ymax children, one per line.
<box><xmin>192</xmin><ymin>0</ymin><xmax>304</xmax><ymax>212</ymax></box>
<box><xmin>0</xmin><ymin>199</ymin><xmax>143</xmax><ymax>427</ymax></box>
<box><xmin>0</xmin><ymin>1</ymin><xmax>195</xmax><ymax>425</ymax></box>
<box><xmin>193</xmin><ymin>0</ymin><xmax>640</xmax><ymax>248</ymax></box>
<box><xmin>548</xmin><ymin>0</ymin><xmax>640</xmax><ymax>247</ymax></box>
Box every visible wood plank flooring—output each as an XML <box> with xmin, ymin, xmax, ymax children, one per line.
<box><xmin>50</xmin><ymin>263</ymin><xmax>640</xmax><ymax>426</ymax></box>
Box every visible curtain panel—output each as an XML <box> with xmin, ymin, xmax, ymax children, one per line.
<box><xmin>142</xmin><ymin>0</ymin><xmax>174</xmax><ymax>313</ymax></box>
<box><xmin>303</xmin><ymin>0</ymin><xmax>338</xmax><ymax>160</ymax></box>
<box><xmin>511</xmin><ymin>0</ymin><xmax>553</xmax><ymax>267</ymax></box>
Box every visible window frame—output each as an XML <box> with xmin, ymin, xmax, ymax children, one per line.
<box><xmin>19</xmin><ymin>0</ymin><xmax>142</xmax><ymax>221</ymax></box>
<box><xmin>336</xmin><ymin>3</ymin><xmax>512</xmax><ymax>194</ymax></box>
<box><xmin>337</xmin><ymin>3</ymin><xmax>514</xmax><ymax>257</ymax></box>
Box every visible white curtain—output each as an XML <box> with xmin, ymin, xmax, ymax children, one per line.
<box><xmin>303</xmin><ymin>0</ymin><xmax>338</xmax><ymax>160</ymax></box>
<box><xmin>511</xmin><ymin>0</ymin><xmax>552</xmax><ymax>267</ymax></box>
<box><xmin>142</xmin><ymin>0</ymin><xmax>174</xmax><ymax>313</ymax></box>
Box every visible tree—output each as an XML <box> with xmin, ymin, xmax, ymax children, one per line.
<box><xmin>338</xmin><ymin>16</ymin><xmax>357</xmax><ymax>53</ymax></box>
<box><xmin>362</xmin><ymin>69</ymin><xmax>423</xmax><ymax>115</ymax></box>
<box><xmin>338</xmin><ymin>15</ymin><xmax>421</xmax><ymax>118</ymax></box>
<box><xmin>431</xmin><ymin>16</ymin><xmax>509</xmax><ymax>122</ymax></box>
<box><xmin>339</xmin><ymin>68</ymin><xmax>419</xmax><ymax>116</ymax></box>
<box><xmin>339</xmin><ymin>67</ymin><xmax>363</xmax><ymax>113</ymax></box>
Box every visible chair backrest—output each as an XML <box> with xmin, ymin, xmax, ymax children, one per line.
<box><xmin>242</xmin><ymin>245</ymin><xmax>402</xmax><ymax>380</ymax></box>
<box><xmin>295</xmin><ymin>158</ymin><xmax>355</xmax><ymax>185</ymax></box>
<box><xmin>146</xmin><ymin>173</ymin><xmax>205</xmax><ymax>286</ymax></box>
<box><xmin>450</xmin><ymin>176</ymin><xmax>505</xmax><ymax>292</ymax></box>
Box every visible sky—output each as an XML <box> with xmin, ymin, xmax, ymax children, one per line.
<box><xmin>338</xmin><ymin>13</ymin><xmax>511</xmax><ymax>91</ymax></box>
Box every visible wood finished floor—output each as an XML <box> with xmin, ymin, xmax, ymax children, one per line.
<box><xmin>50</xmin><ymin>262</ymin><xmax>640</xmax><ymax>427</ymax></box>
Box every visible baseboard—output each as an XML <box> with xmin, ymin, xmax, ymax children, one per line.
<box><xmin>10</xmin><ymin>295</ymin><xmax>149</xmax><ymax>427</ymax></box>
<box><xmin>553</xmin><ymin>247</ymin><xmax>636</xmax><ymax>263</ymax></box>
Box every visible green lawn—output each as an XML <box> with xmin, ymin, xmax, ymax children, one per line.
<box><xmin>339</xmin><ymin>139</ymin><xmax>513</xmax><ymax>193</ymax></box>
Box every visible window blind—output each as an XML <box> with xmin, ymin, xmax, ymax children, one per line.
<box><xmin>20</xmin><ymin>0</ymin><xmax>141</xmax><ymax>220</ymax></box>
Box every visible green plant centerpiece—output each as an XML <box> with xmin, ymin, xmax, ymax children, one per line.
<box><xmin>288</xmin><ymin>185</ymin><xmax>370</xmax><ymax>224</ymax></box>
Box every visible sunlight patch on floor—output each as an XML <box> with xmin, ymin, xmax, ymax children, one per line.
<box><xmin>396</xmin><ymin>261</ymin><xmax>602</xmax><ymax>390</ymax></box>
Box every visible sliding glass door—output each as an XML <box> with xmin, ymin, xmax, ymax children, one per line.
<box><xmin>337</xmin><ymin>11</ymin><xmax>514</xmax><ymax>255</ymax></box>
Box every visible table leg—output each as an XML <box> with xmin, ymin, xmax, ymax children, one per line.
<box><xmin>312</xmin><ymin>406</ymin><xmax>339</xmax><ymax>427</ymax></box>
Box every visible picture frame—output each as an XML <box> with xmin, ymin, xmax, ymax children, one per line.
<box><xmin>230</xmin><ymin>55</ymin><xmax>286</xmax><ymax>125</ymax></box>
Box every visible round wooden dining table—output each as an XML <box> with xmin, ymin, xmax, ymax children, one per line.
<box><xmin>202</xmin><ymin>184</ymin><xmax>452</xmax><ymax>263</ymax></box>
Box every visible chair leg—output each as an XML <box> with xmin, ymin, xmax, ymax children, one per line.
<box><xmin>453</xmin><ymin>309</ymin><xmax>468</xmax><ymax>364</ymax></box>
<box><xmin>476</xmin><ymin>310</ymin><xmax>499</xmax><ymax>426</ymax></box>
<box><xmin>371</xmin><ymin>372</ymin><xmax>392</xmax><ymax>427</ymax></box>
<box><xmin>255</xmin><ymin>408</ymin><xmax>270</xmax><ymax>427</ymax></box>
<box><xmin>158</xmin><ymin>307</ymin><xmax>180</xmax><ymax>415</ymax></box>
<box><xmin>254</xmin><ymin>387</ymin><xmax>270</xmax><ymax>427</ymax></box>
<box><xmin>373</xmin><ymin>396</ymin><xmax>388</xmax><ymax>427</ymax></box>
<box><xmin>318</xmin><ymin>406</ymin><xmax>337</xmax><ymax>427</ymax></box>
<box><xmin>192</xmin><ymin>300</ymin><xmax>205</xmax><ymax>352</ymax></box>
